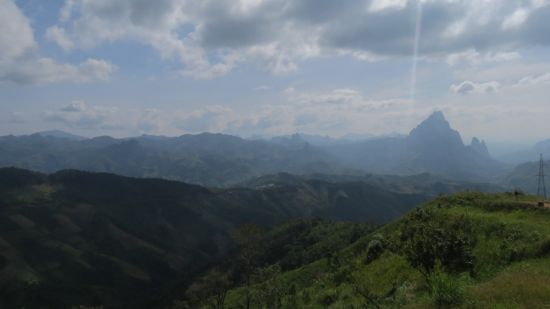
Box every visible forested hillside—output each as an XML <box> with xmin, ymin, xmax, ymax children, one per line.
<box><xmin>186</xmin><ymin>192</ymin><xmax>550</xmax><ymax>308</ymax></box>
<box><xmin>0</xmin><ymin>167</ymin><xmax>426</xmax><ymax>308</ymax></box>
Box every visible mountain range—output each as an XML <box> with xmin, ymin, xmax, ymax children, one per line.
<box><xmin>0</xmin><ymin>112</ymin><xmax>513</xmax><ymax>186</ymax></box>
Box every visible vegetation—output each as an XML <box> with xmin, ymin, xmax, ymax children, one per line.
<box><xmin>2</xmin><ymin>167</ymin><xmax>550</xmax><ymax>308</ymax></box>
<box><xmin>186</xmin><ymin>191</ymin><xmax>550</xmax><ymax>308</ymax></box>
<box><xmin>0</xmin><ymin>167</ymin><xmax>418</xmax><ymax>308</ymax></box>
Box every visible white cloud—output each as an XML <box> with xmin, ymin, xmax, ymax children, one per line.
<box><xmin>45</xmin><ymin>26</ymin><xmax>74</xmax><ymax>51</ymax></box>
<box><xmin>0</xmin><ymin>0</ymin><xmax>115</xmax><ymax>85</ymax></box>
<box><xmin>502</xmin><ymin>8</ymin><xmax>529</xmax><ymax>30</ymax></box>
<box><xmin>516</xmin><ymin>72</ymin><xmax>550</xmax><ymax>86</ymax></box>
<box><xmin>7</xmin><ymin>58</ymin><xmax>115</xmax><ymax>84</ymax></box>
<box><xmin>60</xmin><ymin>101</ymin><xmax>86</xmax><ymax>112</ymax></box>
<box><xmin>451</xmin><ymin>71</ymin><xmax>550</xmax><ymax>96</ymax></box>
<box><xmin>45</xmin><ymin>0</ymin><xmax>550</xmax><ymax>79</ymax></box>
<box><xmin>450</xmin><ymin>80</ymin><xmax>501</xmax><ymax>95</ymax></box>
<box><xmin>446</xmin><ymin>50</ymin><xmax>521</xmax><ymax>66</ymax></box>
<box><xmin>47</xmin><ymin>87</ymin><xmax>413</xmax><ymax>137</ymax></box>
<box><xmin>45</xmin><ymin>101</ymin><xmax>166</xmax><ymax>134</ymax></box>
<box><xmin>369</xmin><ymin>0</ymin><xmax>408</xmax><ymax>12</ymax></box>
<box><xmin>45</xmin><ymin>101</ymin><xmax>117</xmax><ymax>129</ymax></box>
<box><xmin>0</xmin><ymin>0</ymin><xmax>36</xmax><ymax>67</ymax></box>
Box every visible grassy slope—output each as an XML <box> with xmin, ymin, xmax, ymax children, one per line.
<box><xmin>219</xmin><ymin>192</ymin><xmax>550</xmax><ymax>308</ymax></box>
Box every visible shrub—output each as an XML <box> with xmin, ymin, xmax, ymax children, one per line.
<box><xmin>536</xmin><ymin>237</ymin><xmax>550</xmax><ymax>257</ymax></box>
<box><xmin>399</xmin><ymin>209</ymin><xmax>474</xmax><ymax>277</ymax></box>
<box><xmin>365</xmin><ymin>238</ymin><xmax>384</xmax><ymax>264</ymax></box>
<box><xmin>429</xmin><ymin>270</ymin><xmax>464</xmax><ymax>307</ymax></box>
<box><xmin>318</xmin><ymin>288</ymin><xmax>339</xmax><ymax>306</ymax></box>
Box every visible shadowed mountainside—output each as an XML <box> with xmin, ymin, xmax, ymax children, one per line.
<box><xmin>0</xmin><ymin>167</ymin><xmax>429</xmax><ymax>308</ymax></box>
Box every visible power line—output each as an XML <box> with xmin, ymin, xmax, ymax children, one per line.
<box><xmin>537</xmin><ymin>153</ymin><xmax>547</xmax><ymax>200</ymax></box>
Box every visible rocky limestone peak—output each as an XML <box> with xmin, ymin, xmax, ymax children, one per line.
<box><xmin>407</xmin><ymin>111</ymin><xmax>464</xmax><ymax>149</ymax></box>
<box><xmin>470</xmin><ymin>137</ymin><xmax>491</xmax><ymax>157</ymax></box>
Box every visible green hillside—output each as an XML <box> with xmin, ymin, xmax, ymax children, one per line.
<box><xmin>188</xmin><ymin>192</ymin><xmax>550</xmax><ymax>308</ymax></box>
<box><xmin>0</xmin><ymin>168</ymin><xmax>426</xmax><ymax>308</ymax></box>
<box><xmin>2</xmin><ymin>167</ymin><xmax>548</xmax><ymax>308</ymax></box>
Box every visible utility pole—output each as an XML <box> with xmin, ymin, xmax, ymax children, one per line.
<box><xmin>537</xmin><ymin>153</ymin><xmax>547</xmax><ymax>200</ymax></box>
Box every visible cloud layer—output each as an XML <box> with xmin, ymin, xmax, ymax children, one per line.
<box><xmin>0</xmin><ymin>0</ymin><xmax>115</xmax><ymax>84</ymax></box>
<box><xmin>46</xmin><ymin>0</ymin><xmax>550</xmax><ymax>79</ymax></box>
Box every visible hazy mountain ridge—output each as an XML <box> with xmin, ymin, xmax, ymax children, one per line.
<box><xmin>502</xmin><ymin>159</ymin><xmax>550</xmax><ymax>193</ymax></box>
<box><xmin>241</xmin><ymin>172</ymin><xmax>504</xmax><ymax>197</ymax></box>
<box><xmin>0</xmin><ymin>133</ymin><xmax>352</xmax><ymax>187</ymax></box>
<box><xmin>0</xmin><ymin>112</ymin><xmax>531</xmax><ymax>187</ymax></box>
<box><xmin>498</xmin><ymin>139</ymin><xmax>550</xmax><ymax>164</ymax></box>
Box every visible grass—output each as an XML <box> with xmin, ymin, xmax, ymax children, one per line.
<box><xmin>467</xmin><ymin>259</ymin><xmax>550</xmax><ymax>308</ymax></box>
<box><xmin>217</xmin><ymin>192</ymin><xmax>550</xmax><ymax>308</ymax></box>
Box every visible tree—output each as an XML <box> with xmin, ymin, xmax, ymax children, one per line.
<box><xmin>399</xmin><ymin>209</ymin><xmax>474</xmax><ymax>278</ymax></box>
<box><xmin>186</xmin><ymin>270</ymin><xmax>232</xmax><ymax>309</ymax></box>
<box><xmin>232</xmin><ymin>224</ymin><xmax>263</xmax><ymax>309</ymax></box>
<box><xmin>252</xmin><ymin>265</ymin><xmax>285</xmax><ymax>309</ymax></box>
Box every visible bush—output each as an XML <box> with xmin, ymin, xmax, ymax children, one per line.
<box><xmin>364</xmin><ymin>234</ymin><xmax>385</xmax><ymax>264</ymax></box>
<box><xmin>536</xmin><ymin>237</ymin><xmax>550</xmax><ymax>257</ymax></box>
<box><xmin>318</xmin><ymin>288</ymin><xmax>339</xmax><ymax>306</ymax></box>
<box><xmin>429</xmin><ymin>270</ymin><xmax>464</xmax><ymax>307</ymax></box>
<box><xmin>399</xmin><ymin>209</ymin><xmax>474</xmax><ymax>276</ymax></box>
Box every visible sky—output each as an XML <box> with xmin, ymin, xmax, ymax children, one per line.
<box><xmin>1</xmin><ymin>0</ymin><xmax>550</xmax><ymax>145</ymax></box>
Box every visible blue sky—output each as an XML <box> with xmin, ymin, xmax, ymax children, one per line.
<box><xmin>2</xmin><ymin>0</ymin><xmax>550</xmax><ymax>145</ymax></box>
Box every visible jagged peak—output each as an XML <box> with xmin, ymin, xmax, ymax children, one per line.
<box><xmin>407</xmin><ymin>111</ymin><xmax>464</xmax><ymax>148</ymax></box>
<box><xmin>470</xmin><ymin>137</ymin><xmax>490</xmax><ymax>157</ymax></box>
<box><xmin>419</xmin><ymin>111</ymin><xmax>451</xmax><ymax>128</ymax></box>
<box><xmin>409</xmin><ymin>111</ymin><xmax>453</xmax><ymax>135</ymax></box>
<box><xmin>471</xmin><ymin>137</ymin><xmax>486</xmax><ymax>146</ymax></box>
<box><xmin>427</xmin><ymin>110</ymin><xmax>446</xmax><ymax>121</ymax></box>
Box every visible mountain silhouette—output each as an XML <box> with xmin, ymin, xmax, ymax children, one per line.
<box><xmin>327</xmin><ymin>111</ymin><xmax>504</xmax><ymax>180</ymax></box>
<box><xmin>0</xmin><ymin>113</ymin><xmax>505</xmax><ymax>184</ymax></box>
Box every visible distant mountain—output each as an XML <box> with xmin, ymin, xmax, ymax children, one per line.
<box><xmin>35</xmin><ymin>130</ymin><xmax>87</xmax><ymax>141</ymax></box>
<box><xmin>0</xmin><ymin>133</ymin><xmax>353</xmax><ymax>187</ymax></box>
<box><xmin>242</xmin><ymin>172</ymin><xmax>504</xmax><ymax>197</ymax></box>
<box><xmin>501</xmin><ymin>158</ymin><xmax>550</xmax><ymax>193</ymax></box>
<box><xmin>470</xmin><ymin>137</ymin><xmax>491</xmax><ymax>158</ymax></box>
<box><xmin>498</xmin><ymin>139</ymin><xmax>550</xmax><ymax>164</ymax></box>
<box><xmin>269</xmin><ymin>133</ymin><xmax>359</xmax><ymax>147</ymax></box>
<box><xmin>0</xmin><ymin>167</ymin><xmax>427</xmax><ymax>308</ymax></box>
<box><xmin>0</xmin><ymin>113</ymin><xmax>506</xmax><ymax>185</ymax></box>
<box><xmin>325</xmin><ymin>111</ymin><xmax>504</xmax><ymax>181</ymax></box>
<box><xmin>267</xmin><ymin>132</ymin><xmax>405</xmax><ymax>147</ymax></box>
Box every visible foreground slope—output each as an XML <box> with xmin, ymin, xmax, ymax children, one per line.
<box><xmin>0</xmin><ymin>167</ymin><xmax>426</xmax><ymax>308</ymax></box>
<box><xmin>205</xmin><ymin>192</ymin><xmax>550</xmax><ymax>308</ymax></box>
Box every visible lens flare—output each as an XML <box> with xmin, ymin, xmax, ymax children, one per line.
<box><xmin>410</xmin><ymin>0</ymin><xmax>423</xmax><ymax>102</ymax></box>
